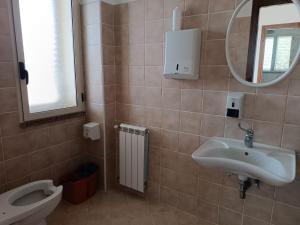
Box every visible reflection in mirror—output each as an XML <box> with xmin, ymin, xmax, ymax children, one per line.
<box><xmin>258</xmin><ymin>23</ymin><xmax>300</xmax><ymax>82</ymax></box>
<box><xmin>228</xmin><ymin>0</ymin><xmax>300</xmax><ymax>84</ymax></box>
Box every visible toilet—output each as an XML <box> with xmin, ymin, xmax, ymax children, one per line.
<box><xmin>0</xmin><ymin>180</ymin><xmax>62</xmax><ymax>225</ymax></box>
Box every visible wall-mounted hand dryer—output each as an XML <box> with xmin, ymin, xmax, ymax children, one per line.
<box><xmin>163</xmin><ymin>29</ymin><xmax>201</xmax><ymax>80</ymax></box>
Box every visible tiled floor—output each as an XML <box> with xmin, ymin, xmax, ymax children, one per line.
<box><xmin>47</xmin><ymin>189</ymin><xmax>204</xmax><ymax>225</ymax></box>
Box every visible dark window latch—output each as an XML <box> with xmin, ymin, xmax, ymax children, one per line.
<box><xmin>19</xmin><ymin>62</ymin><xmax>29</xmax><ymax>85</ymax></box>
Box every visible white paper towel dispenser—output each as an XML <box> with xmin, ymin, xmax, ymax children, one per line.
<box><xmin>163</xmin><ymin>29</ymin><xmax>201</xmax><ymax>80</ymax></box>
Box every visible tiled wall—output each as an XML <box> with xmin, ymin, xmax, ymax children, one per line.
<box><xmin>81</xmin><ymin>1</ymin><xmax>117</xmax><ymax>190</ymax></box>
<box><xmin>82</xmin><ymin>0</ymin><xmax>106</xmax><ymax>189</ymax></box>
<box><xmin>0</xmin><ymin>0</ymin><xmax>85</xmax><ymax>193</ymax></box>
<box><xmin>101</xmin><ymin>2</ymin><xmax>118</xmax><ymax>189</ymax></box>
<box><xmin>113</xmin><ymin>0</ymin><xmax>300</xmax><ymax>224</ymax></box>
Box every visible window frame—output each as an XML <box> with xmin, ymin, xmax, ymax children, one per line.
<box><xmin>257</xmin><ymin>22</ymin><xmax>300</xmax><ymax>82</ymax></box>
<box><xmin>9</xmin><ymin>0</ymin><xmax>85</xmax><ymax>123</ymax></box>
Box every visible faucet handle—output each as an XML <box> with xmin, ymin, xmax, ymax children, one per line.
<box><xmin>238</xmin><ymin>123</ymin><xmax>254</xmax><ymax>134</ymax></box>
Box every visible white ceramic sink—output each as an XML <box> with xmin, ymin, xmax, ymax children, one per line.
<box><xmin>192</xmin><ymin>137</ymin><xmax>296</xmax><ymax>186</ymax></box>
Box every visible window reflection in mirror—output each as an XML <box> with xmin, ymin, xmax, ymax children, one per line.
<box><xmin>258</xmin><ymin>23</ymin><xmax>300</xmax><ymax>82</ymax></box>
<box><xmin>228</xmin><ymin>0</ymin><xmax>300</xmax><ymax>84</ymax></box>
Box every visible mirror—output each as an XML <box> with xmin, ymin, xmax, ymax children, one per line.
<box><xmin>226</xmin><ymin>0</ymin><xmax>300</xmax><ymax>87</ymax></box>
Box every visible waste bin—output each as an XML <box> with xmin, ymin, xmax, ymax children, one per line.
<box><xmin>63</xmin><ymin>162</ymin><xmax>98</xmax><ymax>204</ymax></box>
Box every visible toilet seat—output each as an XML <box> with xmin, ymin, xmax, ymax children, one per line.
<box><xmin>0</xmin><ymin>180</ymin><xmax>62</xmax><ymax>225</ymax></box>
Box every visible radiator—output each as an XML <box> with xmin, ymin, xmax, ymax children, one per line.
<box><xmin>119</xmin><ymin>123</ymin><xmax>149</xmax><ymax>193</ymax></box>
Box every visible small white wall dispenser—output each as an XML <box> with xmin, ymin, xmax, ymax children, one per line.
<box><xmin>163</xmin><ymin>7</ymin><xmax>201</xmax><ymax>80</ymax></box>
<box><xmin>83</xmin><ymin>122</ymin><xmax>100</xmax><ymax>141</ymax></box>
<box><xmin>226</xmin><ymin>93</ymin><xmax>245</xmax><ymax>119</ymax></box>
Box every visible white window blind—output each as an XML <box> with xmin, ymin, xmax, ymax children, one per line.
<box><xmin>274</xmin><ymin>36</ymin><xmax>292</xmax><ymax>71</ymax></box>
<box><xmin>12</xmin><ymin>0</ymin><xmax>84</xmax><ymax>121</ymax></box>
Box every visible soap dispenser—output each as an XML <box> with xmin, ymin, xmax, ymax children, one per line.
<box><xmin>226</xmin><ymin>93</ymin><xmax>245</xmax><ymax>119</ymax></box>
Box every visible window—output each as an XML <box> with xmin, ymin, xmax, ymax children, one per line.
<box><xmin>12</xmin><ymin>0</ymin><xmax>84</xmax><ymax>122</ymax></box>
<box><xmin>263</xmin><ymin>35</ymin><xmax>293</xmax><ymax>72</ymax></box>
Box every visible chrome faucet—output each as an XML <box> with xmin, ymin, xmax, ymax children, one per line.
<box><xmin>238</xmin><ymin>123</ymin><xmax>254</xmax><ymax>148</ymax></box>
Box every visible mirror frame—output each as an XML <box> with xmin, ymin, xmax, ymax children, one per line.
<box><xmin>225</xmin><ymin>0</ymin><xmax>300</xmax><ymax>87</ymax></box>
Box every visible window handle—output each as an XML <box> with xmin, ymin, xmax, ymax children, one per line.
<box><xmin>19</xmin><ymin>62</ymin><xmax>29</xmax><ymax>85</ymax></box>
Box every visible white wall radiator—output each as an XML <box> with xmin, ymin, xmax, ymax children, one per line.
<box><xmin>118</xmin><ymin>123</ymin><xmax>149</xmax><ymax>193</ymax></box>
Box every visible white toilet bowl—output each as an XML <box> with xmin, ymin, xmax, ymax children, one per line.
<box><xmin>0</xmin><ymin>180</ymin><xmax>62</xmax><ymax>225</ymax></box>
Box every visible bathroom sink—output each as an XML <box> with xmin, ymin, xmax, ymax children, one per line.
<box><xmin>192</xmin><ymin>137</ymin><xmax>296</xmax><ymax>186</ymax></box>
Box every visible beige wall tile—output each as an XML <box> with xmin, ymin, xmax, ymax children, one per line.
<box><xmin>247</xmin><ymin>182</ymin><xmax>275</xmax><ymax>200</ymax></box>
<box><xmin>115</xmin><ymin>4</ymin><xmax>129</xmax><ymax>25</ymax></box>
<box><xmin>161</xmin><ymin>129</ymin><xmax>179</xmax><ymax>151</ymax></box>
<box><xmin>115</xmin><ymin>25</ymin><xmax>129</xmax><ymax>46</ymax></box>
<box><xmin>145</xmin><ymin>107</ymin><xmax>162</xmax><ymax>127</ymax></box>
<box><xmin>201</xmin><ymin>115</ymin><xmax>225</xmax><ymax>137</ymax></box>
<box><xmin>145</xmin><ymin>44</ymin><xmax>163</xmax><ymax>66</ymax></box>
<box><xmin>282</xmin><ymin>125</ymin><xmax>300</xmax><ymax>152</ymax></box>
<box><xmin>160</xmin><ymin>167</ymin><xmax>177</xmax><ymax>189</ymax></box>
<box><xmin>204</xmin><ymin>40</ymin><xmax>227</xmax><ymax>65</ymax></box>
<box><xmin>243</xmin><ymin>216</ymin><xmax>269</xmax><ymax>225</ymax></box>
<box><xmin>285</xmin><ymin>96</ymin><xmax>300</xmax><ymax>125</ymax></box>
<box><xmin>258</xmin><ymin>79</ymin><xmax>289</xmax><ymax>95</ymax></box>
<box><xmin>253</xmin><ymin>94</ymin><xmax>286</xmax><ymax>123</ymax></box>
<box><xmin>209</xmin><ymin>0</ymin><xmax>236</xmax><ymax>12</ymax></box>
<box><xmin>147</xmin><ymin>0</ymin><xmax>164</xmax><ymax>21</ymax></box>
<box><xmin>0</xmin><ymin>35</ymin><xmax>12</xmax><ymax>61</ymax></box>
<box><xmin>0</xmin><ymin>88</ymin><xmax>18</xmax><ymax>114</ymax></box>
<box><xmin>288</xmin><ymin>79</ymin><xmax>300</xmax><ymax>96</ymax></box>
<box><xmin>197</xmin><ymin>199</ymin><xmax>218</xmax><ymax>224</ymax></box>
<box><xmin>129</xmin><ymin>45</ymin><xmax>145</xmax><ymax>66</ymax></box>
<box><xmin>102</xmin><ymin>24</ymin><xmax>114</xmax><ymax>45</ymax></box>
<box><xmin>272</xmin><ymin>202</ymin><xmax>300</xmax><ymax>225</ymax></box>
<box><xmin>145</xmin><ymin>66</ymin><xmax>162</xmax><ymax>87</ymax></box>
<box><xmin>162</xmin><ymin>88</ymin><xmax>181</xmax><ymax>110</ymax></box>
<box><xmin>181</xmin><ymin>89</ymin><xmax>203</xmax><ymax>113</ymax></box>
<box><xmin>129</xmin><ymin>66</ymin><xmax>145</xmax><ymax>86</ymax></box>
<box><xmin>101</xmin><ymin>2</ymin><xmax>114</xmax><ymax>26</ymax></box>
<box><xmin>253</xmin><ymin>121</ymin><xmax>283</xmax><ymax>147</ymax></box>
<box><xmin>276</xmin><ymin>181</ymin><xmax>300</xmax><ymax>208</ymax></box>
<box><xmin>4</xmin><ymin>155</ymin><xmax>30</xmax><ymax>182</ymax></box>
<box><xmin>128</xmin><ymin>0</ymin><xmax>145</xmax><ymax>25</ymax></box>
<box><xmin>145</xmin><ymin>87</ymin><xmax>162</xmax><ymax>107</ymax></box>
<box><xmin>161</xmin><ymin>149</ymin><xmax>177</xmax><ymax>170</ymax></box>
<box><xmin>129</xmin><ymin>23</ymin><xmax>145</xmax><ymax>44</ymax></box>
<box><xmin>198</xmin><ymin>179</ymin><xmax>220</xmax><ymax>205</ymax></box>
<box><xmin>179</xmin><ymin>133</ymin><xmax>200</xmax><ymax>155</ymax></box>
<box><xmin>244</xmin><ymin>194</ymin><xmax>273</xmax><ymax>222</ymax></box>
<box><xmin>0</xmin><ymin>62</ymin><xmax>15</xmax><ymax>88</ymax></box>
<box><xmin>177</xmin><ymin>172</ymin><xmax>197</xmax><ymax>195</ymax></box>
<box><xmin>203</xmin><ymin>91</ymin><xmax>227</xmax><ymax>116</ymax></box>
<box><xmin>220</xmin><ymin>187</ymin><xmax>244</xmax><ymax>213</ymax></box>
<box><xmin>146</xmin><ymin>20</ymin><xmax>164</xmax><ymax>44</ymax></box>
<box><xmin>0</xmin><ymin>9</ymin><xmax>9</xmax><ymax>35</ymax></box>
<box><xmin>160</xmin><ymin>185</ymin><xmax>179</xmax><ymax>207</ymax></box>
<box><xmin>180</xmin><ymin>111</ymin><xmax>202</xmax><ymax>135</ymax></box>
<box><xmin>183</xmin><ymin>15</ymin><xmax>208</xmax><ymax>31</ymax></box>
<box><xmin>3</xmin><ymin>128</ymin><xmax>50</xmax><ymax>160</ymax></box>
<box><xmin>198</xmin><ymin>166</ymin><xmax>224</xmax><ymax>184</ymax></box>
<box><xmin>185</xmin><ymin>0</ymin><xmax>209</xmax><ymax>16</ymax></box>
<box><xmin>177</xmin><ymin>194</ymin><xmax>198</xmax><ymax>216</ymax></box>
<box><xmin>219</xmin><ymin>207</ymin><xmax>242</xmax><ymax>225</ymax></box>
<box><xmin>162</xmin><ymin>110</ymin><xmax>180</xmax><ymax>130</ymax></box>
<box><xmin>0</xmin><ymin>1</ymin><xmax>8</xmax><ymax>8</ymax></box>
<box><xmin>128</xmin><ymin>86</ymin><xmax>145</xmax><ymax>105</ymax></box>
<box><xmin>176</xmin><ymin>153</ymin><xmax>198</xmax><ymax>176</ymax></box>
<box><xmin>208</xmin><ymin>12</ymin><xmax>232</xmax><ymax>40</ymax></box>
